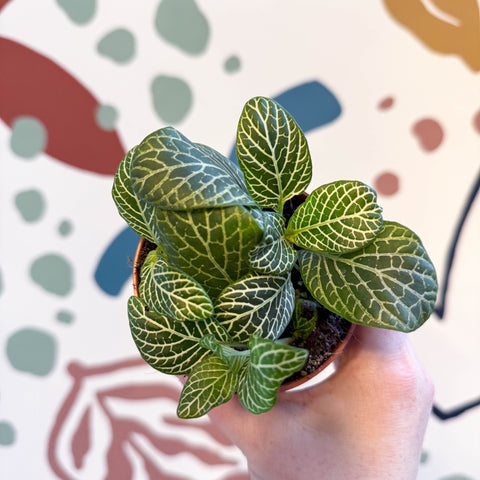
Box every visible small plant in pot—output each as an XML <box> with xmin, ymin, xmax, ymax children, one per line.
<box><xmin>112</xmin><ymin>96</ymin><xmax>438</xmax><ymax>419</ymax></box>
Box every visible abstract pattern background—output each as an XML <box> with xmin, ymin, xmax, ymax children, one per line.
<box><xmin>1</xmin><ymin>1</ymin><xmax>479</xmax><ymax>479</ymax></box>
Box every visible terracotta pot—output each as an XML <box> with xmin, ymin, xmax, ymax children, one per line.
<box><xmin>132</xmin><ymin>237</ymin><xmax>355</xmax><ymax>391</ymax></box>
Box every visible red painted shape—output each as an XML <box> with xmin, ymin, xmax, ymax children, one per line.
<box><xmin>378</xmin><ymin>96</ymin><xmax>394</xmax><ymax>110</ymax></box>
<box><xmin>0</xmin><ymin>37</ymin><xmax>125</xmax><ymax>175</ymax></box>
<box><xmin>71</xmin><ymin>407</ymin><xmax>91</xmax><ymax>469</ymax></box>
<box><xmin>412</xmin><ymin>117</ymin><xmax>444</xmax><ymax>152</ymax></box>
<box><xmin>0</xmin><ymin>0</ymin><xmax>12</xmax><ymax>11</ymax></box>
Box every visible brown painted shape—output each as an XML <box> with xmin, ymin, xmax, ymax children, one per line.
<box><xmin>383</xmin><ymin>0</ymin><xmax>480</xmax><ymax>71</ymax></box>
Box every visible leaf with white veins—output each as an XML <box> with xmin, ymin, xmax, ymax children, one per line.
<box><xmin>286</xmin><ymin>181</ymin><xmax>383</xmax><ymax>254</ymax></box>
<box><xmin>130</xmin><ymin>127</ymin><xmax>255</xmax><ymax>210</ymax></box>
<box><xmin>215</xmin><ymin>273</ymin><xmax>295</xmax><ymax>343</ymax></box>
<box><xmin>128</xmin><ymin>296</ymin><xmax>230</xmax><ymax>375</ymax></box>
<box><xmin>299</xmin><ymin>221</ymin><xmax>438</xmax><ymax>332</ymax></box>
<box><xmin>237</xmin><ymin>336</ymin><xmax>308</xmax><ymax>414</ymax></box>
<box><xmin>112</xmin><ymin>147</ymin><xmax>158</xmax><ymax>243</ymax></box>
<box><xmin>177</xmin><ymin>355</ymin><xmax>238</xmax><ymax>418</ymax></box>
<box><xmin>236</xmin><ymin>97</ymin><xmax>312</xmax><ymax>213</ymax></box>
<box><xmin>139</xmin><ymin>251</ymin><xmax>214</xmax><ymax>321</ymax></box>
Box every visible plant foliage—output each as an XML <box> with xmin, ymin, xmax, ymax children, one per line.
<box><xmin>113</xmin><ymin>96</ymin><xmax>438</xmax><ymax>418</ymax></box>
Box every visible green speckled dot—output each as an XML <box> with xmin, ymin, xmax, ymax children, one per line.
<box><xmin>10</xmin><ymin>117</ymin><xmax>47</xmax><ymax>159</ymax></box>
<box><xmin>0</xmin><ymin>421</ymin><xmax>16</xmax><ymax>446</ymax></box>
<box><xmin>224</xmin><ymin>55</ymin><xmax>241</xmax><ymax>73</ymax></box>
<box><xmin>58</xmin><ymin>220</ymin><xmax>73</xmax><ymax>236</ymax></box>
<box><xmin>154</xmin><ymin>0</ymin><xmax>209</xmax><ymax>55</ymax></box>
<box><xmin>95</xmin><ymin>105</ymin><xmax>118</xmax><ymax>130</ymax></box>
<box><xmin>97</xmin><ymin>28</ymin><xmax>135</xmax><ymax>64</ymax></box>
<box><xmin>14</xmin><ymin>189</ymin><xmax>46</xmax><ymax>223</ymax></box>
<box><xmin>56</xmin><ymin>0</ymin><xmax>96</xmax><ymax>25</ymax></box>
<box><xmin>56</xmin><ymin>310</ymin><xmax>75</xmax><ymax>324</ymax></box>
<box><xmin>6</xmin><ymin>328</ymin><xmax>57</xmax><ymax>377</ymax></box>
<box><xmin>30</xmin><ymin>254</ymin><xmax>73</xmax><ymax>296</ymax></box>
<box><xmin>151</xmin><ymin>75</ymin><xmax>192</xmax><ymax>124</ymax></box>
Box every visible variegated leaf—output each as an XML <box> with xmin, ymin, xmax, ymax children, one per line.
<box><xmin>215</xmin><ymin>273</ymin><xmax>295</xmax><ymax>343</ymax></box>
<box><xmin>155</xmin><ymin>206</ymin><xmax>264</xmax><ymax>299</ymax></box>
<box><xmin>285</xmin><ymin>181</ymin><xmax>383</xmax><ymax>254</ymax></box>
<box><xmin>299</xmin><ymin>221</ymin><xmax>438</xmax><ymax>332</ymax></box>
<box><xmin>130</xmin><ymin>126</ymin><xmax>255</xmax><ymax>210</ymax></box>
<box><xmin>194</xmin><ymin>142</ymin><xmax>248</xmax><ymax>194</ymax></box>
<box><xmin>128</xmin><ymin>296</ymin><xmax>230</xmax><ymax>375</ymax></box>
<box><xmin>139</xmin><ymin>251</ymin><xmax>214</xmax><ymax>322</ymax></box>
<box><xmin>199</xmin><ymin>334</ymin><xmax>249</xmax><ymax>373</ymax></box>
<box><xmin>177</xmin><ymin>355</ymin><xmax>238</xmax><ymax>419</ymax></box>
<box><xmin>236</xmin><ymin>96</ymin><xmax>312</xmax><ymax>213</ymax></box>
<box><xmin>249</xmin><ymin>211</ymin><xmax>297</xmax><ymax>274</ymax></box>
<box><xmin>112</xmin><ymin>147</ymin><xmax>158</xmax><ymax>243</ymax></box>
<box><xmin>237</xmin><ymin>336</ymin><xmax>308</xmax><ymax>414</ymax></box>
<box><xmin>293</xmin><ymin>298</ymin><xmax>318</xmax><ymax>340</ymax></box>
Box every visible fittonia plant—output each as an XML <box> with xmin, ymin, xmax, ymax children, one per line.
<box><xmin>112</xmin><ymin>96</ymin><xmax>438</xmax><ymax>418</ymax></box>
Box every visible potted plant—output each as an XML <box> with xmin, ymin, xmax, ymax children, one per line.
<box><xmin>112</xmin><ymin>96</ymin><xmax>438</xmax><ymax>419</ymax></box>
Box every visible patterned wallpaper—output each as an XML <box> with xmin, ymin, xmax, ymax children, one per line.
<box><xmin>1</xmin><ymin>1</ymin><xmax>479</xmax><ymax>479</ymax></box>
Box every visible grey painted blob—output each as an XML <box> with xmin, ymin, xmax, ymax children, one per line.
<box><xmin>97</xmin><ymin>28</ymin><xmax>135</xmax><ymax>64</ymax></box>
<box><xmin>151</xmin><ymin>75</ymin><xmax>192</xmax><ymax>123</ymax></box>
<box><xmin>154</xmin><ymin>0</ymin><xmax>209</xmax><ymax>55</ymax></box>
<box><xmin>30</xmin><ymin>254</ymin><xmax>73</xmax><ymax>296</ymax></box>
<box><xmin>10</xmin><ymin>117</ymin><xmax>47</xmax><ymax>159</ymax></box>
<box><xmin>56</xmin><ymin>0</ymin><xmax>96</xmax><ymax>24</ymax></box>
<box><xmin>0</xmin><ymin>421</ymin><xmax>16</xmax><ymax>446</ymax></box>
<box><xmin>14</xmin><ymin>189</ymin><xmax>46</xmax><ymax>222</ymax></box>
<box><xmin>6</xmin><ymin>328</ymin><xmax>57</xmax><ymax>377</ymax></box>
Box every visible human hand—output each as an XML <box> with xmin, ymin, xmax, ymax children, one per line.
<box><xmin>207</xmin><ymin>326</ymin><xmax>434</xmax><ymax>480</ymax></box>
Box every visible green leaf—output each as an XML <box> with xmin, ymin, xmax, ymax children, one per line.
<box><xmin>299</xmin><ymin>221</ymin><xmax>438</xmax><ymax>332</ymax></box>
<box><xmin>237</xmin><ymin>336</ymin><xmax>308</xmax><ymax>414</ymax></box>
<box><xmin>139</xmin><ymin>251</ymin><xmax>214</xmax><ymax>322</ymax></box>
<box><xmin>194</xmin><ymin>142</ymin><xmax>248</xmax><ymax>194</ymax></box>
<box><xmin>236</xmin><ymin>96</ymin><xmax>312</xmax><ymax>213</ymax></box>
<box><xmin>112</xmin><ymin>147</ymin><xmax>158</xmax><ymax>243</ymax></box>
<box><xmin>215</xmin><ymin>273</ymin><xmax>295</xmax><ymax>343</ymax></box>
<box><xmin>199</xmin><ymin>334</ymin><xmax>249</xmax><ymax>373</ymax></box>
<box><xmin>128</xmin><ymin>296</ymin><xmax>230</xmax><ymax>374</ymax></box>
<box><xmin>154</xmin><ymin>205</ymin><xmax>264</xmax><ymax>299</ymax></box>
<box><xmin>130</xmin><ymin>127</ymin><xmax>255</xmax><ymax>210</ymax></box>
<box><xmin>293</xmin><ymin>298</ymin><xmax>318</xmax><ymax>340</ymax></box>
<box><xmin>285</xmin><ymin>181</ymin><xmax>383</xmax><ymax>254</ymax></box>
<box><xmin>177</xmin><ymin>355</ymin><xmax>238</xmax><ymax>419</ymax></box>
<box><xmin>249</xmin><ymin>212</ymin><xmax>297</xmax><ymax>274</ymax></box>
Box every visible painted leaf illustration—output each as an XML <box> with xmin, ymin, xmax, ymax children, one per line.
<box><xmin>236</xmin><ymin>96</ymin><xmax>312</xmax><ymax>212</ymax></box>
<box><xmin>130</xmin><ymin>126</ymin><xmax>255</xmax><ymax>210</ymax></box>
<box><xmin>112</xmin><ymin>147</ymin><xmax>159</xmax><ymax>244</ymax></box>
<box><xmin>0</xmin><ymin>38</ymin><xmax>125</xmax><ymax>174</ymax></box>
<box><xmin>177</xmin><ymin>356</ymin><xmax>238</xmax><ymax>418</ymax></box>
<box><xmin>154</xmin><ymin>206</ymin><xmax>264</xmax><ymax>299</ymax></box>
<box><xmin>285</xmin><ymin>181</ymin><xmax>383</xmax><ymax>254</ymax></box>
<box><xmin>128</xmin><ymin>296</ymin><xmax>230</xmax><ymax>374</ymax></box>
<box><xmin>49</xmin><ymin>359</ymin><xmax>246</xmax><ymax>480</ymax></box>
<box><xmin>237</xmin><ymin>336</ymin><xmax>308</xmax><ymax>414</ymax></box>
<box><xmin>299</xmin><ymin>221</ymin><xmax>438</xmax><ymax>331</ymax></box>
<box><xmin>383</xmin><ymin>0</ymin><xmax>480</xmax><ymax>71</ymax></box>
<box><xmin>215</xmin><ymin>273</ymin><xmax>295</xmax><ymax>343</ymax></box>
<box><xmin>249</xmin><ymin>212</ymin><xmax>297</xmax><ymax>274</ymax></box>
<box><xmin>139</xmin><ymin>250</ymin><xmax>214</xmax><ymax>322</ymax></box>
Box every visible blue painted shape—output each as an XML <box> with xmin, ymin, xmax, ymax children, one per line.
<box><xmin>97</xmin><ymin>80</ymin><xmax>342</xmax><ymax>296</ymax></box>
<box><xmin>229</xmin><ymin>80</ymin><xmax>342</xmax><ymax>164</ymax></box>
<box><xmin>94</xmin><ymin>227</ymin><xmax>140</xmax><ymax>296</ymax></box>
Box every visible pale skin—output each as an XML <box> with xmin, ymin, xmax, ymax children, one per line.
<box><xmin>206</xmin><ymin>326</ymin><xmax>434</xmax><ymax>480</ymax></box>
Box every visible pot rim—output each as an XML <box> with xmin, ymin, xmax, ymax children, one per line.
<box><xmin>132</xmin><ymin>236</ymin><xmax>355</xmax><ymax>390</ymax></box>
